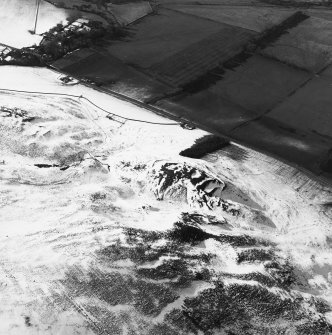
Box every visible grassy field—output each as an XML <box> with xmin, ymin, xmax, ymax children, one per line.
<box><xmin>163</xmin><ymin>5</ymin><xmax>295</xmax><ymax>32</ymax></box>
<box><xmin>52</xmin><ymin>48</ymin><xmax>171</xmax><ymax>101</ymax></box>
<box><xmin>147</xmin><ymin>24</ymin><xmax>256</xmax><ymax>87</ymax></box>
<box><xmin>307</xmin><ymin>8</ymin><xmax>332</xmax><ymax>21</ymax></box>
<box><xmin>267</xmin><ymin>64</ymin><xmax>332</xmax><ymax>138</ymax></box>
<box><xmin>156</xmin><ymin>0</ymin><xmax>259</xmax><ymax>4</ymax></box>
<box><xmin>109</xmin><ymin>2</ymin><xmax>152</xmax><ymax>25</ymax></box>
<box><xmin>261</xmin><ymin>16</ymin><xmax>332</xmax><ymax>72</ymax></box>
<box><xmin>156</xmin><ymin>90</ymin><xmax>258</xmax><ymax>132</ymax></box>
<box><xmin>229</xmin><ymin>115</ymin><xmax>332</xmax><ymax>178</ymax></box>
<box><xmin>106</xmin><ymin>8</ymin><xmax>224</xmax><ymax>68</ymax></box>
<box><xmin>207</xmin><ymin>54</ymin><xmax>310</xmax><ymax>114</ymax></box>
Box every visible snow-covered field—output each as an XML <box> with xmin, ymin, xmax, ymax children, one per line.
<box><xmin>0</xmin><ymin>0</ymin><xmax>72</xmax><ymax>48</ymax></box>
<box><xmin>0</xmin><ymin>66</ymin><xmax>332</xmax><ymax>334</ymax></box>
<box><xmin>0</xmin><ymin>0</ymin><xmax>109</xmax><ymax>49</ymax></box>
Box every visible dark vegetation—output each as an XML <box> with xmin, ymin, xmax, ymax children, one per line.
<box><xmin>24</xmin><ymin>316</ymin><xmax>32</xmax><ymax>327</ymax></box>
<box><xmin>179</xmin><ymin>135</ymin><xmax>229</xmax><ymax>159</ymax></box>
<box><xmin>182</xmin><ymin>67</ymin><xmax>225</xmax><ymax>94</ymax></box>
<box><xmin>62</xmin><ymin>213</ymin><xmax>332</xmax><ymax>334</ymax></box>
<box><xmin>1</xmin><ymin>20</ymin><xmax>128</xmax><ymax>66</ymax></box>
<box><xmin>230</xmin><ymin>271</ymin><xmax>278</xmax><ymax>287</ymax></box>
<box><xmin>254</xmin><ymin>11</ymin><xmax>309</xmax><ymax>49</ymax></box>
<box><xmin>98</xmin><ymin>216</ymin><xmax>217</xmax><ymax>288</ymax></box>
<box><xmin>169</xmin><ymin>220</ymin><xmax>213</xmax><ymax>243</ymax></box>
<box><xmin>98</xmin><ymin>220</ymin><xmax>215</xmax><ymax>265</ymax></box>
<box><xmin>137</xmin><ymin>258</ymin><xmax>190</xmax><ymax>280</ymax></box>
<box><xmin>136</xmin><ymin>258</ymin><xmax>212</xmax><ymax>288</ymax></box>
<box><xmin>34</xmin><ymin>163</ymin><xmax>60</xmax><ymax>168</ymax></box>
<box><xmin>237</xmin><ymin>248</ymin><xmax>274</xmax><ymax>263</ymax></box>
<box><xmin>62</xmin><ymin>269</ymin><xmax>179</xmax><ymax>317</ymax></box>
<box><xmin>217</xmin><ymin>233</ymin><xmax>268</xmax><ymax>247</ymax></box>
<box><xmin>264</xmin><ymin>259</ymin><xmax>297</xmax><ymax>288</ymax></box>
<box><xmin>167</xmin><ymin>282</ymin><xmax>332</xmax><ymax>335</ymax></box>
<box><xmin>171</xmin><ymin>213</ymin><xmax>264</xmax><ymax>246</ymax></box>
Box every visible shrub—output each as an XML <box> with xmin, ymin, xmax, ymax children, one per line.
<box><xmin>179</xmin><ymin>135</ymin><xmax>229</xmax><ymax>159</ymax></box>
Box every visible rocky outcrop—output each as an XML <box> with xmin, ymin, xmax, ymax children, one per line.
<box><xmin>148</xmin><ymin>161</ymin><xmax>230</xmax><ymax>210</ymax></box>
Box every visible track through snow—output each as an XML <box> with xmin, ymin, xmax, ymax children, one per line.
<box><xmin>0</xmin><ymin>66</ymin><xmax>332</xmax><ymax>334</ymax></box>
